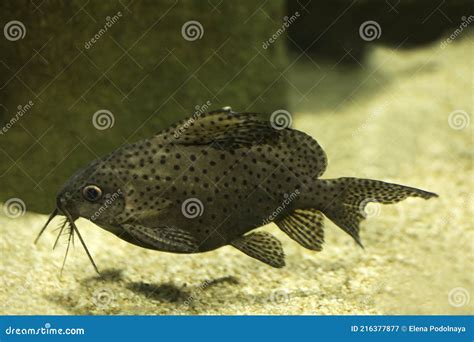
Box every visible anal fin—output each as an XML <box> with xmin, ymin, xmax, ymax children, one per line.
<box><xmin>275</xmin><ymin>209</ymin><xmax>325</xmax><ymax>251</ymax></box>
<box><xmin>231</xmin><ymin>231</ymin><xmax>285</xmax><ymax>268</ymax></box>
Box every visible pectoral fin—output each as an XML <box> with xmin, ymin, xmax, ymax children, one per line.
<box><xmin>231</xmin><ymin>231</ymin><xmax>285</xmax><ymax>268</ymax></box>
<box><xmin>122</xmin><ymin>224</ymin><xmax>199</xmax><ymax>253</ymax></box>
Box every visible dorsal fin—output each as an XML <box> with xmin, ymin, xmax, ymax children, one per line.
<box><xmin>231</xmin><ymin>231</ymin><xmax>285</xmax><ymax>268</ymax></box>
<box><xmin>159</xmin><ymin>110</ymin><xmax>280</xmax><ymax>149</ymax></box>
<box><xmin>274</xmin><ymin>209</ymin><xmax>325</xmax><ymax>251</ymax></box>
<box><xmin>156</xmin><ymin>109</ymin><xmax>328</xmax><ymax>177</ymax></box>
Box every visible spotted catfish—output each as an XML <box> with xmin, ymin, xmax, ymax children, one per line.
<box><xmin>36</xmin><ymin>108</ymin><xmax>437</xmax><ymax>273</ymax></box>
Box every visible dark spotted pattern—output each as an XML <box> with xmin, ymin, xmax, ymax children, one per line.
<box><xmin>275</xmin><ymin>209</ymin><xmax>325</xmax><ymax>251</ymax></box>
<box><xmin>54</xmin><ymin>109</ymin><xmax>437</xmax><ymax>268</ymax></box>
<box><xmin>231</xmin><ymin>231</ymin><xmax>285</xmax><ymax>268</ymax></box>
<box><xmin>308</xmin><ymin>177</ymin><xmax>438</xmax><ymax>248</ymax></box>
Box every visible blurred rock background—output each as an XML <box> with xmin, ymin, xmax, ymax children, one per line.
<box><xmin>0</xmin><ymin>0</ymin><xmax>287</xmax><ymax>212</ymax></box>
<box><xmin>288</xmin><ymin>0</ymin><xmax>473</xmax><ymax>62</ymax></box>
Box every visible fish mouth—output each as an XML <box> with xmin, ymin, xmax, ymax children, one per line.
<box><xmin>34</xmin><ymin>204</ymin><xmax>100</xmax><ymax>275</ymax></box>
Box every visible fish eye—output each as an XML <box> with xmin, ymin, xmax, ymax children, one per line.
<box><xmin>82</xmin><ymin>185</ymin><xmax>102</xmax><ymax>202</ymax></box>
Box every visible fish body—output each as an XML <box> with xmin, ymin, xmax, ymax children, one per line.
<box><xmin>39</xmin><ymin>108</ymin><xmax>437</xmax><ymax>271</ymax></box>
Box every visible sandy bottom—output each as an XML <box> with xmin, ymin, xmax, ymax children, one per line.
<box><xmin>1</xmin><ymin>35</ymin><xmax>473</xmax><ymax>315</ymax></box>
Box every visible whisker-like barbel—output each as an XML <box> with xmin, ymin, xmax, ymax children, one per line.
<box><xmin>62</xmin><ymin>209</ymin><xmax>100</xmax><ymax>275</ymax></box>
<box><xmin>60</xmin><ymin>221</ymin><xmax>74</xmax><ymax>277</ymax></box>
<box><xmin>53</xmin><ymin>219</ymin><xmax>68</xmax><ymax>250</ymax></box>
<box><xmin>34</xmin><ymin>208</ymin><xmax>58</xmax><ymax>244</ymax></box>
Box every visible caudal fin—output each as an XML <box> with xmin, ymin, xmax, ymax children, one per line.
<box><xmin>319</xmin><ymin>177</ymin><xmax>437</xmax><ymax>247</ymax></box>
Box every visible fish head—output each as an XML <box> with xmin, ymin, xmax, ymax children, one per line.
<box><xmin>55</xmin><ymin>161</ymin><xmax>126</xmax><ymax>224</ymax></box>
<box><xmin>35</xmin><ymin>159</ymin><xmax>126</xmax><ymax>275</ymax></box>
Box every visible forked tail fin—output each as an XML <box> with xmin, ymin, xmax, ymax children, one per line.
<box><xmin>319</xmin><ymin>177</ymin><xmax>438</xmax><ymax>247</ymax></box>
